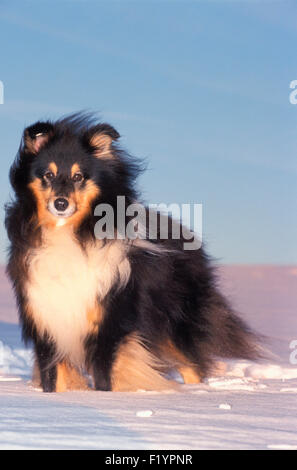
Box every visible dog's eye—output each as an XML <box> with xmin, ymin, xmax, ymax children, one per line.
<box><xmin>44</xmin><ymin>171</ymin><xmax>55</xmax><ymax>182</ymax></box>
<box><xmin>72</xmin><ymin>172</ymin><xmax>84</xmax><ymax>183</ymax></box>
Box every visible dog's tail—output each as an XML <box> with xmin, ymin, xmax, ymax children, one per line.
<box><xmin>209</xmin><ymin>291</ymin><xmax>265</xmax><ymax>362</ymax></box>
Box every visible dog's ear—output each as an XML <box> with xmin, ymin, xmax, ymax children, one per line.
<box><xmin>86</xmin><ymin>123</ymin><xmax>120</xmax><ymax>158</ymax></box>
<box><xmin>23</xmin><ymin>122</ymin><xmax>54</xmax><ymax>154</ymax></box>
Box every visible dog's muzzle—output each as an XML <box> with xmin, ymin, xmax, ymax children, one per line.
<box><xmin>48</xmin><ymin>198</ymin><xmax>76</xmax><ymax>218</ymax></box>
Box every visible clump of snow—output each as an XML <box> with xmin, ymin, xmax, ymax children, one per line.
<box><xmin>0</xmin><ymin>340</ymin><xmax>33</xmax><ymax>376</ymax></box>
<box><xmin>245</xmin><ymin>364</ymin><xmax>297</xmax><ymax>380</ymax></box>
<box><xmin>219</xmin><ymin>403</ymin><xmax>232</xmax><ymax>410</ymax></box>
<box><xmin>208</xmin><ymin>377</ymin><xmax>256</xmax><ymax>391</ymax></box>
<box><xmin>136</xmin><ymin>410</ymin><xmax>154</xmax><ymax>417</ymax></box>
<box><xmin>226</xmin><ymin>361</ymin><xmax>297</xmax><ymax>380</ymax></box>
<box><xmin>280</xmin><ymin>387</ymin><xmax>297</xmax><ymax>393</ymax></box>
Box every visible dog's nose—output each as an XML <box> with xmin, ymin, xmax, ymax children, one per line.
<box><xmin>54</xmin><ymin>197</ymin><xmax>69</xmax><ymax>212</ymax></box>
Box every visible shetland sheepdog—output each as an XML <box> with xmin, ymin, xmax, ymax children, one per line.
<box><xmin>5</xmin><ymin>113</ymin><xmax>260</xmax><ymax>392</ymax></box>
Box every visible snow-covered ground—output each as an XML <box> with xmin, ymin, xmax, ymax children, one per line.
<box><xmin>0</xmin><ymin>266</ymin><xmax>297</xmax><ymax>450</ymax></box>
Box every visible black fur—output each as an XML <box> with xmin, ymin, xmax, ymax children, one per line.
<box><xmin>5</xmin><ymin>112</ymin><xmax>261</xmax><ymax>392</ymax></box>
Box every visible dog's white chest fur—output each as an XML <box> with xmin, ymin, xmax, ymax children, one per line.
<box><xmin>26</xmin><ymin>227</ymin><xmax>130</xmax><ymax>365</ymax></box>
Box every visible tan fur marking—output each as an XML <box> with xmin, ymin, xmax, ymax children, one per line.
<box><xmin>178</xmin><ymin>366</ymin><xmax>201</xmax><ymax>384</ymax></box>
<box><xmin>25</xmin><ymin>132</ymin><xmax>51</xmax><ymax>154</ymax></box>
<box><xmin>86</xmin><ymin>304</ymin><xmax>104</xmax><ymax>335</ymax></box>
<box><xmin>48</xmin><ymin>162</ymin><xmax>58</xmax><ymax>176</ymax></box>
<box><xmin>111</xmin><ymin>333</ymin><xmax>179</xmax><ymax>392</ymax></box>
<box><xmin>67</xmin><ymin>180</ymin><xmax>100</xmax><ymax>227</ymax></box>
<box><xmin>28</xmin><ymin>178</ymin><xmax>57</xmax><ymax>228</ymax></box>
<box><xmin>28</xmin><ymin>177</ymin><xmax>100</xmax><ymax>229</ymax></box>
<box><xmin>71</xmin><ymin>163</ymin><xmax>81</xmax><ymax>178</ymax></box>
<box><xmin>90</xmin><ymin>133</ymin><xmax>113</xmax><ymax>159</ymax></box>
<box><xmin>56</xmin><ymin>362</ymin><xmax>89</xmax><ymax>392</ymax></box>
<box><xmin>159</xmin><ymin>340</ymin><xmax>202</xmax><ymax>384</ymax></box>
<box><xmin>32</xmin><ymin>358</ymin><xmax>89</xmax><ymax>391</ymax></box>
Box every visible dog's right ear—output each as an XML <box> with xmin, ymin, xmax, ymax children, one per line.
<box><xmin>84</xmin><ymin>123</ymin><xmax>120</xmax><ymax>159</ymax></box>
<box><xmin>23</xmin><ymin>122</ymin><xmax>54</xmax><ymax>154</ymax></box>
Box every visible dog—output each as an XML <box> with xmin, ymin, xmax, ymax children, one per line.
<box><xmin>5</xmin><ymin>113</ymin><xmax>260</xmax><ymax>392</ymax></box>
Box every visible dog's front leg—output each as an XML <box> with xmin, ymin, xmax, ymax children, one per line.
<box><xmin>89</xmin><ymin>323</ymin><xmax>131</xmax><ymax>392</ymax></box>
<box><xmin>88</xmin><ymin>289</ymin><xmax>136</xmax><ymax>391</ymax></box>
<box><xmin>91</xmin><ymin>336</ymin><xmax>115</xmax><ymax>391</ymax></box>
<box><xmin>34</xmin><ymin>337</ymin><xmax>57</xmax><ymax>392</ymax></box>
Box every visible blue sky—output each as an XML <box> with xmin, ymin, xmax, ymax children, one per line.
<box><xmin>0</xmin><ymin>0</ymin><xmax>296</xmax><ymax>264</ymax></box>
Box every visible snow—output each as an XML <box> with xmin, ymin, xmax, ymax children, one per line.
<box><xmin>136</xmin><ymin>410</ymin><xmax>154</xmax><ymax>418</ymax></box>
<box><xmin>0</xmin><ymin>266</ymin><xmax>297</xmax><ymax>450</ymax></box>
<box><xmin>218</xmin><ymin>403</ymin><xmax>232</xmax><ymax>410</ymax></box>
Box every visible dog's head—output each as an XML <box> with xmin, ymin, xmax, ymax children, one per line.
<box><xmin>11</xmin><ymin>113</ymin><xmax>139</xmax><ymax>230</ymax></box>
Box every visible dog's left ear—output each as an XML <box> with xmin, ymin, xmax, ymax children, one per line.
<box><xmin>86</xmin><ymin>124</ymin><xmax>120</xmax><ymax>158</ymax></box>
<box><xmin>23</xmin><ymin>122</ymin><xmax>54</xmax><ymax>154</ymax></box>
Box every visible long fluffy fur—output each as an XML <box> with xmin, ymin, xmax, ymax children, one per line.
<box><xmin>5</xmin><ymin>112</ymin><xmax>261</xmax><ymax>392</ymax></box>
